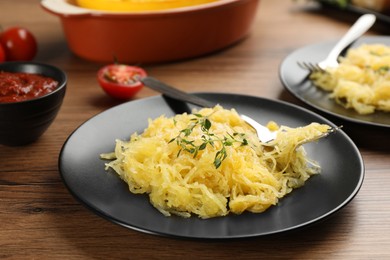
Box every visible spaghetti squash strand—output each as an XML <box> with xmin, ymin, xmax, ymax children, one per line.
<box><xmin>102</xmin><ymin>106</ymin><xmax>331</xmax><ymax>218</ymax></box>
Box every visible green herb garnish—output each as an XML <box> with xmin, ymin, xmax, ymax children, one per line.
<box><xmin>169</xmin><ymin>113</ymin><xmax>248</xmax><ymax>169</ymax></box>
<box><xmin>377</xmin><ymin>66</ymin><xmax>390</xmax><ymax>74</ymax></box>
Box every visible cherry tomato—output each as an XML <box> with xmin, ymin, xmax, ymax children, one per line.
<box><xmin>0</xmin><ymin>27</ymin><xmax>37</xmax><ymax>61</ymax></box>
<box><xmin>0</xmin><ymin>44</ymin><xmax>5</xmax><ymax>62</ymax></box>
<box><xmin>97</xmin><ymin>64</ymin><xmax>146</xmax><ymax>99</ymax></box>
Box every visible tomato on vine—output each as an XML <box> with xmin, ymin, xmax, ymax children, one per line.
<box><xmin>0</xmin><ymin>27</ymin><xmax>37</xmax><ymax>61</ymax></box>
<box><xmin>0</xmin><ymin>44</ymin><xmax>5</xmax><ymax>62</ymax></box>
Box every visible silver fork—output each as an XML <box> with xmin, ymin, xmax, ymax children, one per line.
<box><xmin>140</xmin><ymin>77</ymin><xmax>341</xmax><ymax>144</ymax></box>
<box><xmin>298</xmin><ymin>14</ymin><xmax>376</xmax><ymax>73</ymax></box>
<box><xmin>140</xmin><ymin>76</ymin><xmax>277</xmax><ymax>143</ymax></box>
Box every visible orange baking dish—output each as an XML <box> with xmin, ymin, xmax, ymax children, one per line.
<box><xmin>41</xmin><ymin>0</ymin><xmax>260</xmax><ymax>64</ymax></box>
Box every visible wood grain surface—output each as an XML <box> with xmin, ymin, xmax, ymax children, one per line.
<box><xmin>0</xmin><ymin>0</ymin><xmax>389</xmax><ymax>259</ymax></box>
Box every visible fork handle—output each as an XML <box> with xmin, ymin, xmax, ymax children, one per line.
<box><xmin>324</xmin><ymin>14</ymin><xmax>376</xmax><ymax>66</ymax></box>
<box><xmin>140</xmin><ymin>76</ymin><xmax>215</xmax><ymax>108</ymax></box>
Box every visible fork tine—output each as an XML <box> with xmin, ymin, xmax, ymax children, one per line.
<box><xmin>297</xmin><ymin>61</ymin><xmax>314</xmax><ymax>72</ymax></box>
<box><xmin>297</xmin><ymin>61</ymin><xmax>325</xmax><ymax>73</ymax></box>
<box><xmin>297</xmin><ymin>61</ymin><xmax>311</xmax><ymax>71</ymax></box>
<box><xmin>303</xmin><ymin>62</ymin><xmax>316</xmax><ymax>72</ymax></box>
<box><xmin>312</xmin><ymin>63</ymin><xmax>325</xmax><ymax>73</ymax></box>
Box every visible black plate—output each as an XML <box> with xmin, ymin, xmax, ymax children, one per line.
<box><xmin>280</xmin><ymin>36</ymin><xmax>390</xmax><ymax>128</ymax></box>
<box><xmin>59</xmin><ymin>93</ymin><xmax>364</xmax><ymax>239</ymax></box>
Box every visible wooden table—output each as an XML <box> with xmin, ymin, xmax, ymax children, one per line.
<box><xmin>1</xmin><ymin>0</ymin><xmax>389</xmax><ymax>259</ymax></box>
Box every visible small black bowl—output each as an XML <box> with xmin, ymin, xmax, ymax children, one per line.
<box><xmin>0</xmin><ymin>62</ymin><xmax>67</xmax><ymax>146</ymax></box>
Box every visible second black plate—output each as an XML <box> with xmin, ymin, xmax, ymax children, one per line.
<box><xmin>280</xmin><ymin>36</ymin><xmax>390</xmax><ymax>128</ymax></box>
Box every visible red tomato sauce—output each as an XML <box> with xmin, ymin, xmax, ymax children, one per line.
<box><xmin>0</xmin><ymin>71</ymin><xmax>58</xmax><ymax>103</ymax></box>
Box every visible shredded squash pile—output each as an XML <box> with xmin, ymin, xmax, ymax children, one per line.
<box><xmin>101</xmin><ymin>106</ymin><xmax>331</xmax><ymax>219</ymax></box>
<box><xmin>310</xmin><ymin>43</ymin><xmax>390</xmax><ymax>114</ymax></box>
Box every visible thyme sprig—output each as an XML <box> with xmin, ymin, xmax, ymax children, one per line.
<box><xmin>377</xmin><ymin>65</ymin><xmax>390</xmax><ymax>75</ymax></box>
<box><xmin>169</xmin><ymin>113</ymin><xmax>248</xmax><ymax>169</ymax></box>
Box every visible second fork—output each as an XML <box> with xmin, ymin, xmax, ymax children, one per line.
<box><xmin>298</xmin><ymin>13</ymin><xmax>376</xmax><ymax>73</ymax></box>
